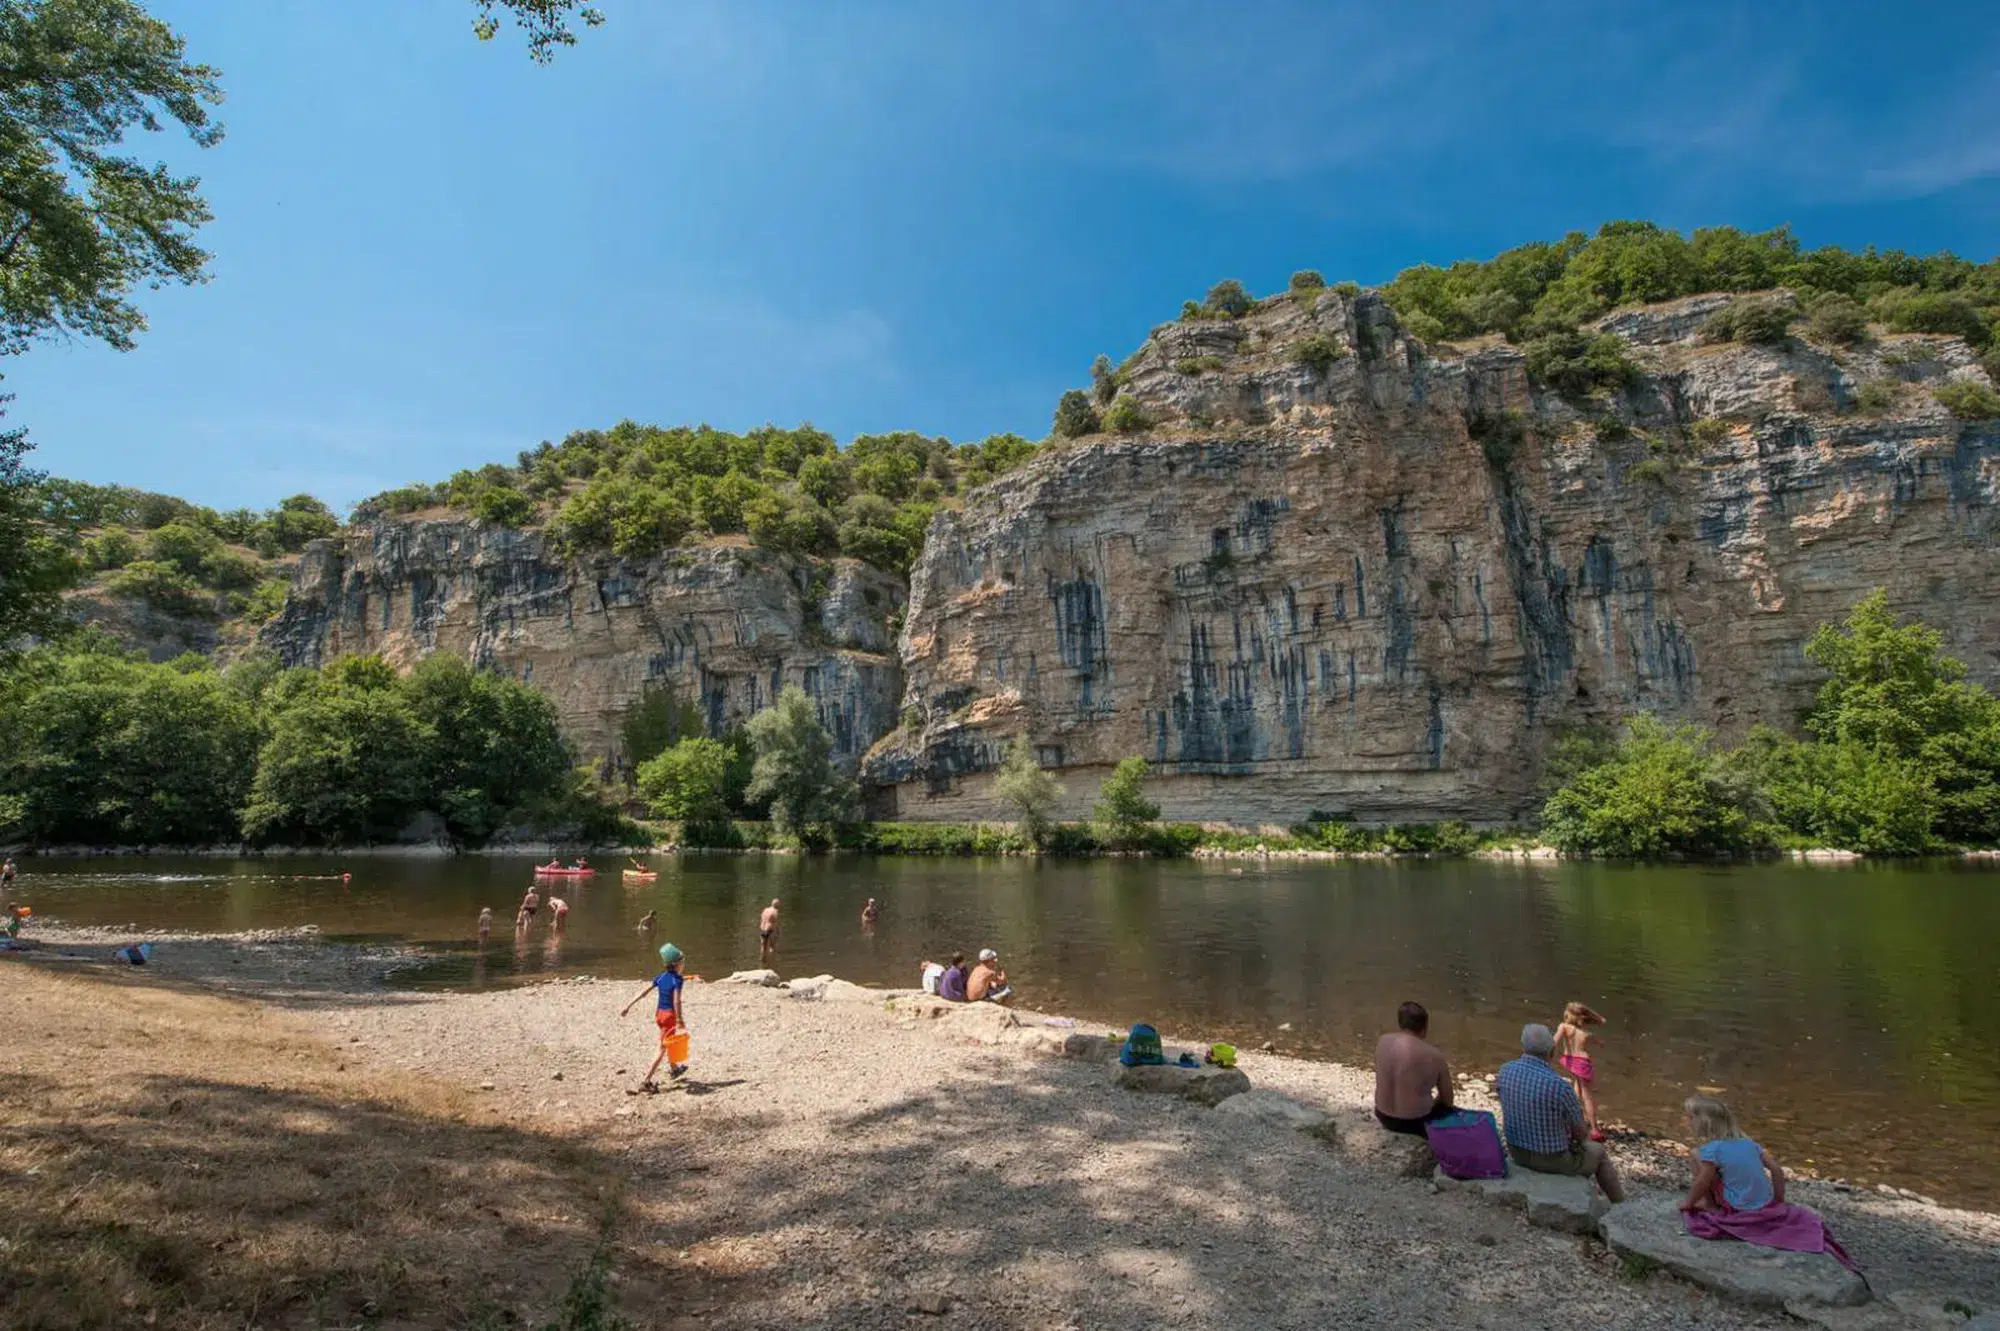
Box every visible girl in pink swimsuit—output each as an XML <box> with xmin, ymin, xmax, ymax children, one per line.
<box><xmin>1554</xmin><ymin>1002</ymin><xmax>1607</xmax><ymax>1142</ymax></box>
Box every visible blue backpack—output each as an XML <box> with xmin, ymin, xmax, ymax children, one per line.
<box><xmin>1119</xmin><ymin>1023</ymin><xmax>1165</xmax><ymax>1067</ymax></box>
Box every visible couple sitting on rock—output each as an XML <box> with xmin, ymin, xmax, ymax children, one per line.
<box><xmin>918</xmin><ymin>948</ymin><xmax>1012</xmax><ymax>1004</ymax></box>
<box><xmin>1373</xmin><ymin>1003</ymin><xmax>1626</xmax><ymax>1201</ymax></box>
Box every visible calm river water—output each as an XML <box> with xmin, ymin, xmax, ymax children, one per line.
<box><xmin>12</xmin><ymin>853</ymin><xmax>1999</xmax><ymax>1208</ymax></box>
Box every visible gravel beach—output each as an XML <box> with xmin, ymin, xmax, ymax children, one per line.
<box><xmin>8</xmin><ymin>925</ymin><xmax>1997</xmax><ymax>1330</ymax></box>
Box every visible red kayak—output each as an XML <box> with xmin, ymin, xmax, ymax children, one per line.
<box><xmin>533</xmin><ymin>867</ymin><xmax>596</xmax><ymax>877</ymax></box>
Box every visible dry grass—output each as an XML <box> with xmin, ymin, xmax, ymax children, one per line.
<box><xmin>0</xmin><ymin>966</ymin><xmax>671</xmax><ymax>1330</ymax></box>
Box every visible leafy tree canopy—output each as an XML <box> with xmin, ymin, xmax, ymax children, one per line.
<box><xmin>471</xmin><ymin>0</ymin><xmax>603</xmax><ymax>62</ymax></box>
<box><xmin>743</xmin><ymin>685</ymin><xmax>855</xmax><ymax>841</ymax></box>
<box><xmin>993</xmin><ymin>735</ymin><xmax>1064</xmax><ymax>849</ymax></box>
<box><xmin>0</xmin><ymin>0</ymin><xmax>223</xmax><ymax>356</ymax></box>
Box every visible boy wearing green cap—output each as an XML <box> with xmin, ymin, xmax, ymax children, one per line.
<box><xmin>621</xmin><ymin>942</ymin><xmax>689</xmax><ymax>1091</ymax></box>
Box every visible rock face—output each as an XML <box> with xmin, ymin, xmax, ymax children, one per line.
<box><xmin>264</xmin><ymin>519</ymin><xmax>904</xmax><ymax>771</ymax></box>
<box><xmin>1599</xmin><ymin>1196</ymin><xmax>1870</xmax><ymax>1310</ymax></box>
<box><xmin>864</xmin><ymin>289</ymin><xmax>2000</xmax><ymax>823</ymax></box>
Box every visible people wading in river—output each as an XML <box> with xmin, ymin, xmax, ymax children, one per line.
<box><xmin>759</xmin><ymin>898</ymin><xmax>780</xmax><ymax>963</ymax></box>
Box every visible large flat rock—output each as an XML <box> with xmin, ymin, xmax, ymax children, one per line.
<box><xmin>1114</xmin><ymin>1063</ymin><xmax>1251</xmax><ymax>1107</ymax></box>
<box><xmin>1434</xmin><ymin>1167</ymin><xmax>1607</xmax><ymax>1234</ymax></box>
<box><xmin>716</xmin><ymin>968</ymin><xmax>781</xmax><ymax>986</ymax></box>
<box><xmin>1598</xmin><ymin>1196</ymin><xmax>1870</xmax><ymax>1311</ymax></box>
<box><xmin>1327</xmin><ymin>1108</ymin><xmax>1436</xmax><ymax>1179</ymax></box>
<box><xmin>1214</xmin><ymin>1089</ymin><xmax>1337</xmax><ymax>1142</ymax></box>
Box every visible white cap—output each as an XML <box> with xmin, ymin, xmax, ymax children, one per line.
<box><xmin>978</xmin><ymin>948</ymin><xmax>998</xmax><ymax>961</ymax></box>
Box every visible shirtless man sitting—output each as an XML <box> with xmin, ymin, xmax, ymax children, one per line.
<box><xmin>1373</xmin><ymin>1001</ymin><xmax>1454</xmax><ymax>1135</ymax></box>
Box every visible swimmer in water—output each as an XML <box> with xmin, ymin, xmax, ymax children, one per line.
<box><xmin>637</xmin><ymin>910</ymin><xmax>656</xmax><ymax>935</ymax></box>
<box><xmin>549</xmin><ymin>896</ymin><xmax>569</xmax><ymax>929</ymax></box>
<box><xmin>478</xmin><ymin>907</ymin><xmax>493</xmax><ymax>943</ymax></box>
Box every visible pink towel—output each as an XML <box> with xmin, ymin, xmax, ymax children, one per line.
<box><xmin>1684</xmin><ymin>1203</ymin><xmax>1862</xmax><ymax>1276</ymax></box>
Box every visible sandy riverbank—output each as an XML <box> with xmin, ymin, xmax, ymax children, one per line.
<box><xmin>5</xmin><ymin>925</ymin><xmax>1997</xmax><ymax>1330</ymax></box>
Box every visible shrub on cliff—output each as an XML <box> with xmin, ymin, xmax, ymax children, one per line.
<box><xmin>1202</xmin><ymin>279</ymin><xmax>1254</xmax><ymax>318</ymax></box>
<box><xmin>993</xmin><ymin>736</ymin><xmax>1064</xmax><ymax>849</ymax></box>
<box><xmin>1289</xmin><ymin>335</ymin><xmax>1344</xmax><ymax>373</ymax></box>
<box><xmin>1522</xmin><ymin>331</ymin><xmax>1636</xmax><ymax>399</ymax></box>
<box><xmin>1934</xmin><ymin>378</ymin><xmax>2000</xmax><ymax>420</ymax></box>
<box><xmin>1091</xmin><ymin>354</ymin><xmax>1121</xmax><ymax>404</ymax></box>
<box><xmin>1101</xmin><ymin>395</ymin><xmax>1150</xmax><ymax>434</ymax></box>
<box><xmin>1803</xmin><ymin>292</ymin><xmax>1869</xmax><ymax>345</ymax></box>
<box><xmin>1052</xmin><ymin>390</ymin><xmax>1100</xmax><ymax>438</ymax></box>
<box><xmin>1701</xmin><ymin>297</ymin><xmax>1796</xmax><ymax>345</ymax></box>
<box><xmin>745</xmin><ymin>685</ymin><xmax>856</xmax><ymax>844</ymax></box>
<box><xmin>106</xmin><ymin>559</ymin><xmax>211</xmax><ymax>617</ymax></box>
<box><xmin>1094</xmin><ymin>756</ymin><xmax>1160</xmax><ymax>848</ymax></box>
<box><xmin>1539</xmin><ymin>715</ymin><xmax>1765</xmax><ymax>858</ymax></box>
<box><xmin>1289</xmin><ymin>270</ymin><xmax>1327</xmax><ymax>291</ymax></box>
<box><xmin>1871</xmin><ymin>289</ymin><xmax>1992</xmax><ymax>346</ymax></box>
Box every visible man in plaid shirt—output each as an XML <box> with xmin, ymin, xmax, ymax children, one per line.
<box><xmin>1494</xmin><ymin>1024</ymin><xmax>1626</xmax><ymax>1201</ymax></box>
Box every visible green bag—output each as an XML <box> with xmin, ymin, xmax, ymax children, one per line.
<box><xmin>1119</xmin><ymin>1022</ymin><xmax>1164</xmax><ymax>1067</ymax></box>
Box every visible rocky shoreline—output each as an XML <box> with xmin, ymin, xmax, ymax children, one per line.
<box><xmin>8</xmin><ymin>924</ymin><xmax>1996</xmax><ymax>1329</ymax></box>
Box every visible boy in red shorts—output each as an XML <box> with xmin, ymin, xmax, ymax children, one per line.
<box><xmin>620</xmin><ymin>942</ymin><xmax>688</xmax><ymax>1092</ymax></box>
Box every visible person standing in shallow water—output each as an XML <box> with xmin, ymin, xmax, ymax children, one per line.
<box><xmin>759</xmin><ymin>899</ymin><xmax>780</xmax><ymax>963</ymax></box>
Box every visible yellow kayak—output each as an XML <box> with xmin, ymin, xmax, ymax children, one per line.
<box><xmin>622</xmin><ymin>869</ymin><xmax>658</xmax><ymax>881</ymax></box>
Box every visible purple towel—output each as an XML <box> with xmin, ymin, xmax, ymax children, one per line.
<box><xmin>1684</xmin><ymin>1203</ymin><xmax>1861</xmax><ymax>1275</ymax></box>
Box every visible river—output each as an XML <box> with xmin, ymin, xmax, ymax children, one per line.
<box><xmin>11</xmin><ymin>852</ymin><xmax>1999</xmax><ymax>1208</ymax></box>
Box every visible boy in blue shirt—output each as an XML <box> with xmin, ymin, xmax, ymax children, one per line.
<box><xmin>621</xmin><ymin>942</ymin><xmax>689</xmax><ymax>1092</ymax></box>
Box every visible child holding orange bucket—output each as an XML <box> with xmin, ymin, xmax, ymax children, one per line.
<box><xmin>621</xmin><ymin>942</ymin><xmax>690</xmax><ymax>1092</ymax></box>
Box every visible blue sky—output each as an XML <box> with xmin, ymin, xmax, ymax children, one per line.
<box><xmin>11</xmin><ymin>0</ymin><xmax>2000</xmax><ymax>511</ymax></box>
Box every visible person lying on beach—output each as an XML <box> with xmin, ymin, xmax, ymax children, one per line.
<box><xmin>1373</xmin><ymin>1001</ymin><xmax>1454</xmax><ymax>1135</ymax></box>
<box><xmin>967</xmin><ymin>948</ymin><xmax>1013</xmax><ymax>1004</ymax></box>
<box><xmin>621</xmin><ymin>942</ymin><xmax>689</xmax><ymax>1090</ymax></box>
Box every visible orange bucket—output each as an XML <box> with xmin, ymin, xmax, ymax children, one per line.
<box><xmin>664</xmin><ymin>1031</ymin><xmax>691</xmax><ymax>1065</ymax></box>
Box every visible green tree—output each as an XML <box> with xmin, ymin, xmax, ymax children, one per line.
<box><xmin>1090</xmin><ymin>353</ymin><xmax>1118</xmax><ymax>404</ymax></box>
<box><xmin>1052</xmin><ymin>389</ymin><xmax>1099</xmax><ymax>438</ymax></box>
<box><xmin>636</xmin><ymin>736</ymin><xmax>733</xmax><ymax>834</ymax></box>
<box><xmin>0</xmin><ymin>639</ymin><xmax>257</xmax><ymax>843</ymax></box>
<box><xmin>1802</xmin><ymin>591</ymin><xmax>2000</xmax><ymax>843</ymax></box>
<box><xmin>266</xmin><ymin>494</ymin><xmax>338</xmax><ymax>551</ymax></box>
<box><xmin>620</xmin><ymin>679</ymin><xmax>702</xmax><ymax>767</ymax></box>
<box><xmin>1730</xmin><ymin>727</ymin><xmax>1937</xmax><ymax>854</ymax></box>
<box><xmin>1093</xmin><ymin>756</ymin><xmax>1159</xmax><ymax>848</ymax></box>
<box><xmin>744</xmin><ymin>685</ymin><xmax>855</xmax><ymax>841</ymax></box>
<box><xmin>471</xmin><ymin>0</ymin><xmax>604</xmax><ymax>61</ymax></box>
<box><xmin>144</xmin><ymin>518</ymin><xmax>221</xmax><ymax>576</ymax></box>
<box><xmin>239</xmin><ymin>659</ymin><xmax>430</xmax><ymax>845</ymax></box>
<box><xmin>0</xmin><ymin>0</ymin><xmax>223</xmax><ymax>356</ymax></box>
<box><xmin>0</xmin><ymin>419</ymin><xmax>75</xmax><ymax>645</ymax></box>
<box><xmin>1203</xmin><ymin>279</ymin><xmax>1253</xmax><ymax>317</ymax></box>
<box><xmin>1539</xmin><ymin>715</ymin><xmax>1762</xmax><ymax>858</ymax></box>
<box><xmin>402</xmin><ymin>655</ymin><xmax>572</xmax><ymax>845</ymax></box>
<box><xmin>993</xmin><ymin>735</ymin><xmax>1063</xmax><ymax>849</ymax></box>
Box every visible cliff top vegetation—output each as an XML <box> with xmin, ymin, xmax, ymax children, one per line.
<box><xmin>1053</xmin><ymin>220</ymin><xmax>2000</xmax><ymax>438</ymax></box>
<box><xmin>355</xmin><ymin>421</ymin><xmax>1043</xmax><ymax>576</ymax></box>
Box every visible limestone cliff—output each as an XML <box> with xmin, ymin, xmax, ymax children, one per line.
<box><xmin>863</xmin><ymin>290</ymin><xmax>2000</xmax><ymax>824</ymax></box>
<box><xmin>264</xmin><ymin>519</ymin><xmax>904</xmax><ymax>772</ymax></box>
